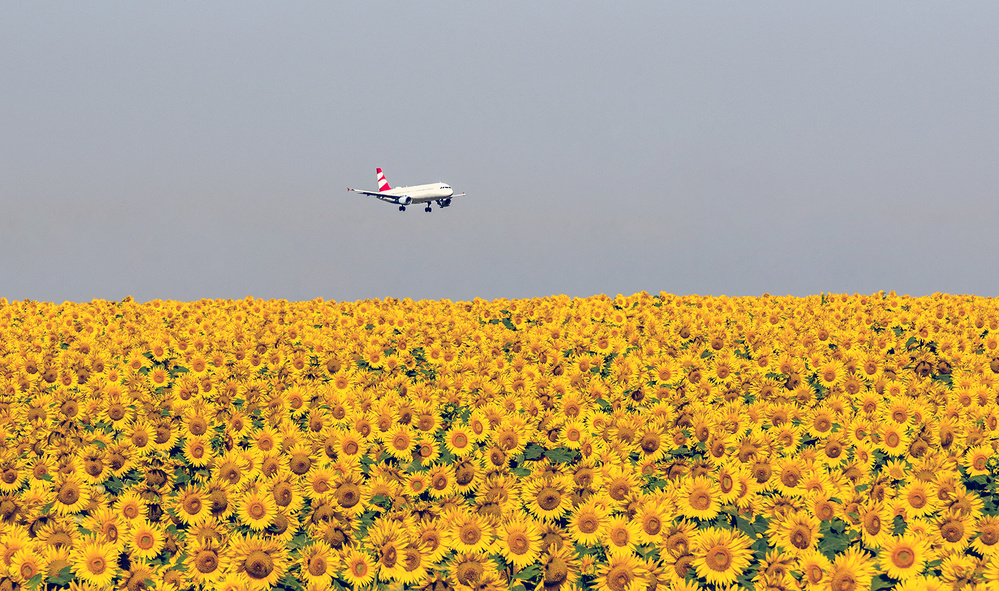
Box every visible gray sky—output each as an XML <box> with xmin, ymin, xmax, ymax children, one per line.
<box><xmin>2</xmin><ymin>3</ymin><xmax>998</xmax><ymax>303</ymax></box>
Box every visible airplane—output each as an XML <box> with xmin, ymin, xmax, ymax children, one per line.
<box><xmin>347</xmin><ymin>168</ymin><xmax>465</xmax><ymax>212</ymax></box>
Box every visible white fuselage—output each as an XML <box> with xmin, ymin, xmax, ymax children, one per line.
<box><xmin>375</xmin><ymin>183</ymin><xmax>454</xmax><ymax>204</ymax></box>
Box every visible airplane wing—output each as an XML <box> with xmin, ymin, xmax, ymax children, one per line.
<box><xmin>346</xmin><ymin>187</ymin><xmax>383</xmax><ymax>197</ymax></box>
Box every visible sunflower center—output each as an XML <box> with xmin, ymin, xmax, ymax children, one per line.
<box><xmin>781</xmin><ymin>468</ymin><xmax>800</xmax><ymax>488</ymax></box>
<box><xmin>706</xmin><ymin>546</ymin><xmax>731</xmax><ymax>571</ymax></box>
<box><xmin>908</xmin><ymin>490</ymin><xmax>927</xmax><ymax>509</ymax></box>
<box><xmin>674</xmin><ymin>553</ymin><xmax>694</xmax><ymax>577</ymax></box>
<box><xmin>19</xmin><ymin>562</ymin><xmax>37</xmax><ymax>580</ymax></box>
<box><xmin>452</xmin><ymin>433</ymin><xmax>468</xmax><ymax>448</ymax></box>
<box><xmin>790</xmin><ymin>525</ymin><xmax>811</xmax><ymax>549</ymax></box>
<box><xmin>611</xmin><ymin>527</ymin><xmax>629</xmax><ymax>546</ymax></box>
<box><xmin>381</xmin><ymin>544</ymin><xmax>397</xmax><ymax>568</ymax></box>
<box><xmin>941</xmin><ymin>519</ymin><xmax>964</xmax><ymax>543</ymax></box>
<box><xmin>308</xmin><ymin>556</ymin><xmax>327</xmax><ymax>576</ymax></box>
<box><xmin>248</xmin><ymin>501</ymin><xmax>267</xmax><ymax>520</ymax></box>
<box><xmin>108</xmin><ymin>403</ymin><xmax>126</xmax><ymax>421</ymax></box>
<box><xmin>273</xmin><ymin>483</ymin><xmax>293</xmax><ymax>506</ymax></box>
<box><xmin>87</xmin><ymin>555</ymin><xmax>106</xmax><ymax>575</ymax></box>
<box><xmin>194</xmin><ymin>550</ymin><xmax>219</xmax><ymax>574</ymax></box>
<box><xmin>609</xmin><ymin>479</ymin><xmax>629</xmax><ymax>501</ymax></box>
<box><xmin>337</xmin><ymin>483</ymin><xmax>360</xmax><ymax>508</ymax></box>
<box><xmin>578</xmin><ymin>514</ymin><xmax>599</xmax><ymax>534</ymax></box>
<box><xmin>806</xmin><ymin>563</ymin><xmax>824</xmax><ymax>584</ymax></box>
<box><xmin>290</xmin><ymin>453</ymin><xmax>311</xmax><ymax>475</ymax></box>
<box><xmin>403</xmin><ymin>547</ymin><xmax>422</xmax><ymax>571</ymax></box>
<box><xmin>183</xmin><ymin>495</ymin><xmax>202</xmax><ymax>514</ymax></box>
<box><xmin>865</xmin><ymin>514</ymin><xmax>881</xmax><ymax>535</ymax></box>
<box><xmin>689</xmin><ymin>489</ymin><xmax>711</xmax><ymax>511</ymax></box>
<box><xmin>460</xmin><ymin>523</ymin><xmax>482</xmax><ymax>545</ymax></box>
<box><xmin>57</xmin><ymin>482</ymin><xmax>80</xmax><ymax>505</ymax></box>
<box><xmin>606</xmin><ymin>565</ymin><xmax>633</xmax><ymax>591</ymax></box>
<box><xmin>643</xmin><ymin>515</ymin><xmax>661</xmax><ymax>535</ymax></box>
<box><xmin>343</xmin><ymin>441</ymin><xmax>359</xmax><ymax>455</ymax></box>
<box><xmin>508</xmin><ymin>531</ymin><xmax>530</xmax><ymax>554</ymax></box>
<box><xmin>455</xmin><ymin>462</ymin><xmax>475</xmax><ymax>486</ymax></box>
<box><xmin>456</xmin><ymin>560</ymin><xmax>483</xmax><ymax>584</ymax></box>
<box><xmin>244</xmin><ymin>550</ymin><xmax>274</xmax><ymax>580</ymax></box>
<box><xmin>640</xmin><ymin>433</ymin><xmax>660</xmax><ymax>454</ymax></box>
<box><xmin>544</xmin><ymin>557</ymin><xmax>568</xmax><ymax>584</ymax></box>
<box><xmin>830</xmin><ymin>570</ymin><xmax>857</xmax><ymax>591</ymax></box>
<box><xmin>892</xmin><ymin>547</ymin><xmax>914</xmax><ymax>568</ymax></box>
<box><xmin>537</xmin><ymin>486</ymin><xmax>562</xmax><ymax>511</ymax></box>
<box><xmin>980</xmin><ymin>525</ymin><xmax>999</xmax><ymax>545</ymax></box>
<box><xmin>137</xmin><ymin>533</ymin><xmax>155</xmax><ymax>550</ymax></box>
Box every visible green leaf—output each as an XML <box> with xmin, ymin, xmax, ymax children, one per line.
<box><xmin>544</xmin><ymin>447</ymin><xmax>578</xmax><ymax>464</ymax></box>
<box><xmin>502</xmin><ymin>318</ymin><xmax>517</xmax><ymax>331</ymax></box>
<box><xmin>516</xmin><ymin>564</ymin><xmax>541</xmax><ymax>580</ymax></box>
<box><xmin>523</xmin><ymin>443</ymin><xmax>544</xmax><ymax>461</ymax></box>
<box><xmin>47</xmin><ymin>565</ymin><xmax>74</xmax><ymax>586</ymax></box>
<box><xmin>871</xmin><ymin>574</ymin><xmax>895</xmax><ymax>591</ymax></box>
<box><xmin>892</xmin><ymin>515</ymin><xmax>906</xmax><ymax>535</ymax></box>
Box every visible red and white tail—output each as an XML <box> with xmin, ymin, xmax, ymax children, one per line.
<box><xmin>376</xmin><ymin>168</ymin><xmax>392</xmax><ymax>192</ymax></box>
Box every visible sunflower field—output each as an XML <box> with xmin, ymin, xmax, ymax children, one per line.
<box><xmin>2</xmin><ymin>292</ymin><xmax>999</xmax><ymax>591</ymax></box>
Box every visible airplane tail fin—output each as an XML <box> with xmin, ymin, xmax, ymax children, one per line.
<box><xmin>376</xmin><ymin>168</ymin><xmax>392</xmax><ymax>192</ymax></box>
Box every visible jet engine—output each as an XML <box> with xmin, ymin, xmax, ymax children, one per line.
<box><xmin>397</xmin><ymin>196</ymin><xmax>412</xmax><ymax>206</ymax></box>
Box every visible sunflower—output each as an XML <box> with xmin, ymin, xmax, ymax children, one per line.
<box><xmin>51</xmin><ymin>473</ymin><xmax>90</xmax><ymax>516</ymax></box>
<box><xmin>173</xmin><ymin>484</ymin><xmax>210</xmax><ymax>526</ymax></box>
<box><xmin>796</xmin><ymin>549</ymin><xmax>832</xmax><ymax>591</ymax></box>
<box><xmin>963</xmin><ymin>445</ymin><xmax>992</xmax><ymax>477</ymax></box>
<box><xmin>79</xmin><ymin>505</ymin><xmax>123</xmax><ymax>549</ymax></box>
<box><xmin>858</xmin><ymin>500</ymin><xmax>893</xmax><ymax>550</ymax></box>
<box><xmin>182</xmin><ymin>435</ymin><xmax>213</xmax><ymax>468</ymax></box>
<box><xmin>125</xmin><ymin>519</ymin><xmax>165</xmax><ymax>561</ymax></box>
<box><xmin>770</xmin><ymin>511</ymin><xmax>820</xmax><ymax>556</ymax></box>
<box><xmin>877</xmin><ymin>423</ymin><xmax>911</xmax><ymax>457</ymax></box>
<box><xmin>333</xmin><ymin>549</ymin><xmax>378</xmax><ymax>587</ymax></box>
<box><xmin>538</xmin><ymin>544</ymin><xmax>581</xmax><ymax>591</ymax></box>
<box><xmin>444</xmin><ymin>424</ymin><xmax>476</xmax><ymax>458</ymax></box>
<box><xmin>206</xmin><ymin>481</ymin><xmax>237</xmax><ymax>521</ymax></box>
<box><xmin>412</xmin><ymin>520</ymin><xmax>449</xmax><ymax>564</ymax></box>
<box><xmin>603</xmin><ymin>514</ymin><xmax>640</xmax><ymax>558</ymax></box>
<box><xmin>70</xmin><ymin>536</ymin><xmax>119</xmax><ymax>589</ymax></box>
<box><xmin>446</xmin><ymin>509</ymin><xmax>496</xmax><ymax>554</ymax></box>
<box><xmin>228</xmin><ymin>533</ymin><xmax>289</xmax><ymax>591</ymax></box>
<box><xmin>934</xmin><ymin>509</ymin><xmax>974</xmax><ymax>553</ymax></box>
<box><xmin>678</xmin><ymin>475</ymin><xmax>722</xmax><ymax>521</ymax></box>
<box><xmin>521</xmin><ymin>475</ymin><xmax>572</xmax><ymax>523</ymax></box>
<box><xmin>973</xmin><ymin>515</ymin><xmax>999</xmax><ymax>556</ymax></box>
<box><xmin>594</xmin><ymin>554</ymin><xmax>650</xmax><ymax>591</ymax></box>
<box><xmin>331</xmin><ymin>428</ymin><xmax>366</xmax><ymax>460</ymax></box>
<box><xmin>383</xmin><ymin>424</ymin><xmax>415</xmax><ymax>462</ymax></box>
<box><xmin>10</xmin><ymin>546</ymin><xmax>47</xmax><ymax>585</ymax></box>
<box><xmin>568</xmin><ymin>498</ymin><xmax>610</xmax><ymax>546</ymax></box>
<box><xmin>559</xmin><ymin>419</ymin><xmax>587</xmax><ymax>450</ymax></box>
<box><xmin>496</xmin><ymin>511</ymin><xmax>542</xmax><ymax>569</ymax></box>
<box><xmin>879</xmin><ymin>533</ymin><xmax>929</xmax><ymax>581</ymax></box>
<box><xmin>237</xmin><ymin>488</ymin><xmax>277</xmax><ymax>531</ymax></box>
<box><xmin>185</xmin><ymin>541</ymin><xmax>226</xmax><ymax>588</ymax></box>
<box><xmin>634</xmin><ymin>499</ymin><xmax>669</xmax><ymax>546</ymax></box>
<box><xmin>689</xmin><ymin>526</ymin><xmax>754</xmax><ymax>586</ymax></box>
<box><xmin>453</xmin><ymin>460</ymin><xmax>482</xmax><ymax>495</ymax></box>
<box><xmin>298</xmin><ymin>542</ymin><xmax>337</xmax><ymax>587</ymax></box>
<box><xmin>826</xmin><ymin>547</ymin><xmax>876</xmax><ymax>591</ymax></box>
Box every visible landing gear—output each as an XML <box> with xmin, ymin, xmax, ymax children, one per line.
<box><xmin>398</xmin><ymin>205</ymin><xmax>406</xmax><ymax>211</ymax></box>
<box><xmin>425</xmin><ymin>206</ymin><xmax>432</xmax><ymax>213</ymax></box>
